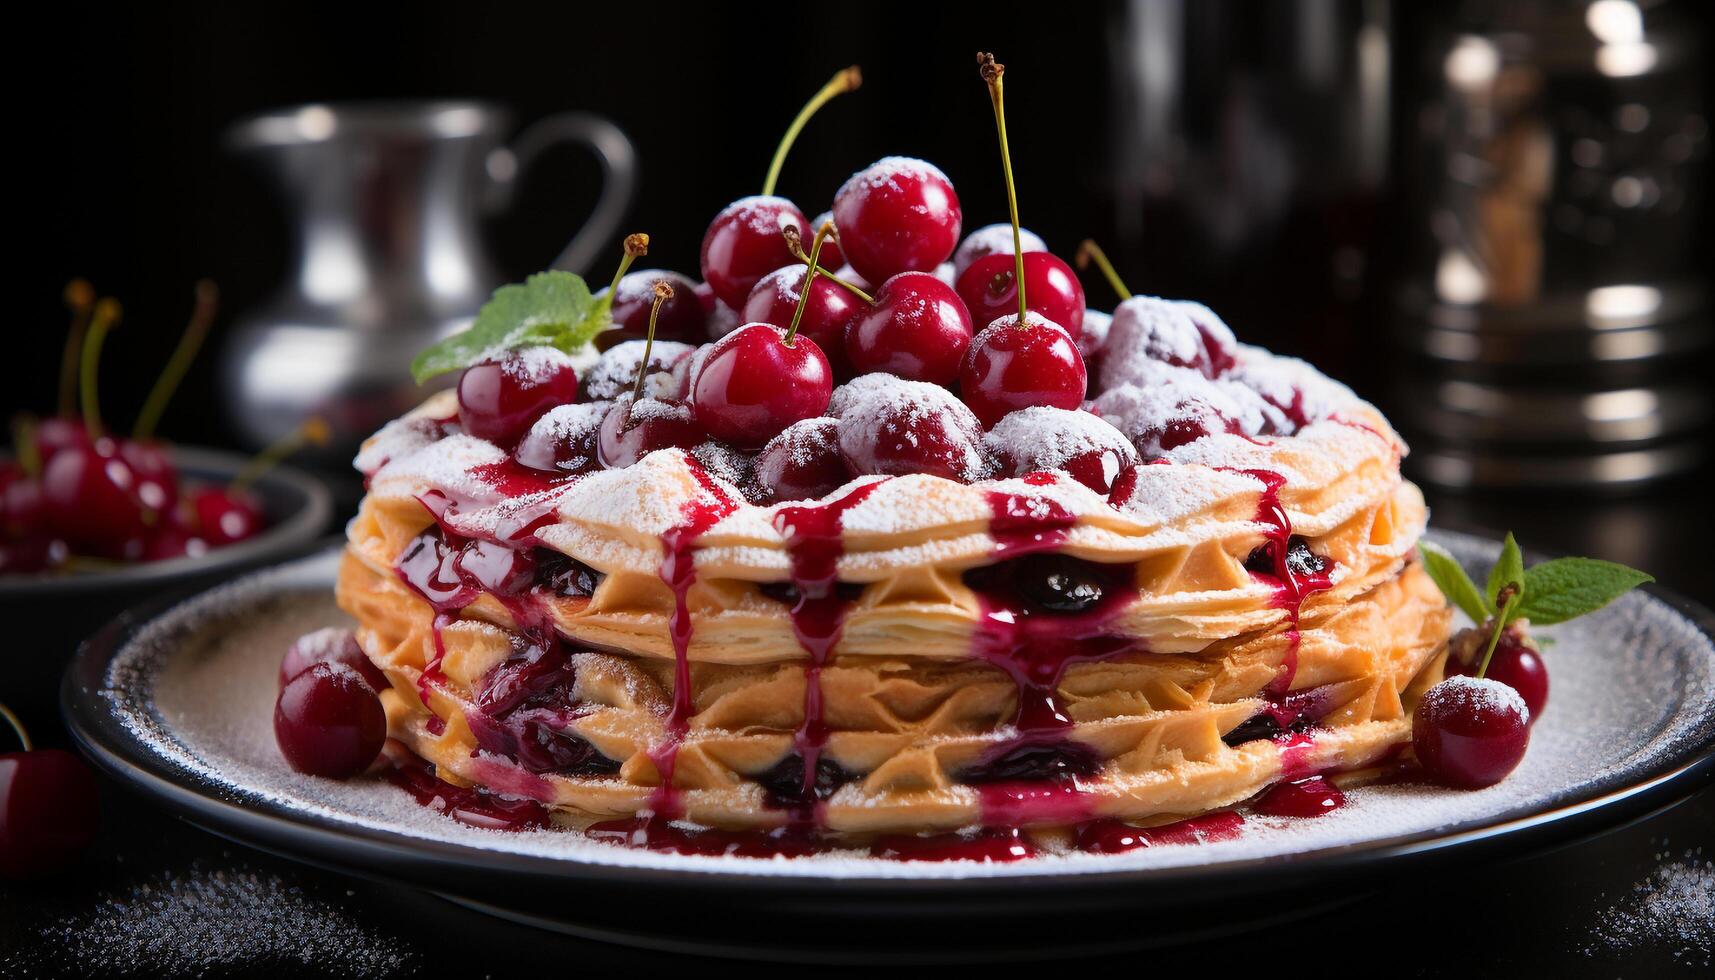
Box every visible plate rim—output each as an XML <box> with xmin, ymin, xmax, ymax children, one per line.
<box><xmin>61</xmin><ymin>532</ymin><xmax>1715</xmax><ymax>897</ymax></box>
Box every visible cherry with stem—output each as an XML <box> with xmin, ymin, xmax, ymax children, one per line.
<box><xmin>763</xmin><ymin>67</ymin><xmax>862</xmax><ymax>198</ymax></box>
<box><xmin>632</xmin><ymin>281</ymin><xmax>675</xmax><ymax>401</ymax></box>
<box><xmin>133</xmin><ymin>280</ymin><xmax>219</xmax><ymax>442</ymax></box>
<box><xmin>57</xmin><ymin>280</ymin><xmax>95</xmax><ymax>420</ymax></box>
<box><xmin>598</xmin><ymin>282</ymin><xmax>705</xmax><ymax>467</ymax></box>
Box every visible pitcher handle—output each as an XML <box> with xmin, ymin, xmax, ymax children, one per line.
<box><xmin>484</xmin><ymin>112</ymin><xmax>638</xmax><ymax>275</ymax></box>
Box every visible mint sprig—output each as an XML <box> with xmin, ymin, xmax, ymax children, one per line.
<box><xmin>411</xmin><ymin>271</ymin><xmax>608</xmax><ymax>383</ymax></box>
<box><xmin>1417</xmin><ymin>535</ymin><xmax>1652</xmax><ymax>629</ymax></box>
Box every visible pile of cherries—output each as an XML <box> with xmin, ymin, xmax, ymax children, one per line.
<box><xmin>2</xmin><ymin>282</ymin><xmax>276</xmax><ymax>575</ymax></box>
<box><xmin>438</xmin><ymin>53</ymin><xmax>1308</xmax><ymax>510</ymax></box>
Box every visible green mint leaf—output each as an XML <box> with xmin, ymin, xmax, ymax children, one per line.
<box><xmin>410</xmin><ymin>271</ymin><xmax>605</xmax><ymax>383</ymax></box>
<box><xmin>1417</xmin><ymin>542</ymin><xmax>1489</xmax><ymax>623</ymax></box>
<box><xmin>1486</xmin><ymin>532</ymin><xmax>1524</xmax><ymax>613</ymax></box>
<box><xmin>1514</xmin><ymin>557</ymin><xmax>1653</xmax><ymax>625</ymax></box>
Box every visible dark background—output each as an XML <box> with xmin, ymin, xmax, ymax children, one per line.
<box><xmin>6</xmin><ymin>1</ymin><xmax>1713</xmax><ymax>975</ymax></box>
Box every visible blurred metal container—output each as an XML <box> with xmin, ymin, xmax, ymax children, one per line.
<box><xmin>1397</xmin><ymin>0</ymin><xmax>1709</xmax><ymax>492</ymax></box>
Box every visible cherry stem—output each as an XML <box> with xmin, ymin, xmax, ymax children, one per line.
<box><xmin>1475</xmin><ymin>584</ymin><xmax>1519</xmax><ymax>680</ymax></box>
<box><xmin>79</xmin><ymin>298</ymin><xmax>122</xmax><ymax>441</ymax></box>
<box><xmin>1076</xmin><ymin>240</ymin><xmax>1133</xmax><ymax>301</ymax></box>
<box><xmin>231</xmin><ymin>417</ymin><xmax>330</xmax><ymax>491</ymax></box>
<box><xmin>11</xmin><ymin>416</ymin><xmax>42</xmax><ymax>479</ymax></box>
<box><xmin>762</xmin><ymin>66</ymin><xmax>862</xmax><ymax>197</ymax></box>
<box><xmin>134</xmin><ymin>280</ymin><xmax>219</xmax><ymax>443</ymax></box>
<box><xmin>601</xmin><ymin>233</ymin><xmax>650</xmax><ymax>315</ymax></box>
<box><xmin>784</xmin><ymin>225</ymin><xmax>833</xmax><ymax>346</ymax></box>
<box><xmin>0</xmin><ymin>700</ymin><xmax>30</xmax><ymax>752</ymax></box>
<box><xmin>979</xmin><ymin>53</ymin><xmax>1028</xmax><ymax>325</ymax></box>
<box><xmin>59</xmin><ymin>279</ymin><xmax>94</xmax><ymax>419</ymax></box>
<box><xmin>784</xmin><ymin>224</ymin><xmax>872</xmax><ymax>304</ymax></box>
<box><xmin>632</xmin><ymin>280</ymin><xmax>674</xmax><ymax>401</ymax></box>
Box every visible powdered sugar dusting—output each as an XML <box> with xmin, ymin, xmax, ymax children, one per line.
<box><xmin>1077</xmin><ymin>308</ymin><xmax>1112</xmax><ymax>358</ymax></box>
<box><xmin>1434</xmin><ymin>675</ymin><xmax>1531</xmax><ymax>722</ymax></box>
<box><xmin>1582</xmin><ymin>850</ymin><xmax>1715</xmax><ymax>965</ymax></box>
<box><xmin>717</xmin><ymin>195</ymin><xmax>801</xmax><ymax>238</ymax></box>
<box><xmin>837</xmin><ymin>156</ymin><xmax>952</xmax><ymax>203</ymax></box>
<box><xmin>984</xmin><ymin>406</ymin><xmax>1136</xmax><ymax>473</ymax></box>
<box><xmin>89</xmin><ymin>532</ymin><xmax>1715</xmax><ymax>880</ymax></box>
<box><xmin>579</xmin><ymin>339</ymin><xmax>692</xmax><ymax>402</ymax></box>
<box><xmin>953</xmin><ymin>223</ymin><xmax>1047</xmax><ymax>276</ymax></box>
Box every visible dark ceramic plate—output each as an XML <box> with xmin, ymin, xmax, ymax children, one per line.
<box><xmin>61</xmin><ymin>532</ymin><xmax>1715</xmax><ymax>962</ymax></box>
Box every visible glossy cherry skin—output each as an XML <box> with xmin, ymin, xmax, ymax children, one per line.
<box><xmin>139</xmin><ymin>519</ymin><xmax>207</xmax><ymax>562</ymax></box>
<box><xmin>119</xmin><ymin>439</ymin><xmax>178</xmax><ymax>516</ymax></box>
<box><xmin>844</xmin><ymin>272</ymin><xmax>974</xmax><ymax>385</ymax></box>
<box><xmin>279</xmin><ymin>628</ymin><xmax>389</xmax><ymax>692</ymax></box>
<box><xmin>808</xmin><ymin>210</ymin><xmax>844</xmax><ymax>269</ymax></box>
<box><xmin>690</xmin><ymin>323</ymin><xmax>833</xmax><ymax>449</ymax></box>
<box><xmin>832</xmin><ymin>158</ymin><xmax>962</xmax><ymax>284</ymax></box>
<box><xmin>753</xmin><ymin>417</ymin><xmax>853</xmax><ymax>503</ymax></box>
<box><xmin>38</xmin><ymin>438</ymin><xmax>151</xmax><ymax>555</ymax></box>
<box><xmin>741</xmin><ymin>266</ymin><xmax>864</xmax><ymax>373</ymax></box>
<box><xmin>0</xmin><ymin>748</ymin><xmax>100</xmax><ymax>878</ymax></box>
<box><xmin>1445</xmin><ymin>633</ymin><xmax>1549</xmax><ymax>722</ymax></box>
<box><xmin>192</xmin><ymin>486</ymin><xmax>264</xmax><ymax>547</ymax></box>
<box><xmin>274</xmin><ymin>661</ymin><xmax>386</xmax><ymax>779</ymax></box>
<box><xmin>829</xmin><ymin>375</ymin><xmax>991</xmax><ymax>482</ymax></box>
<box><xmin>29</xmin><ymin>417</ymin><xmax>90</xmax><ymax>466</ymax></box>
<box><xmin>0</xmin><ymin>465</ymin><xmax>46</xmax><ymax>539</ymax></box>
<box><xmin>457</xmin><ymin>348</ymin><xmax>579</xmax><ymax>447</ymax></box>
<box><xmin>515</xmin><ymin>402</ymin><xmax>610</xmax><ymax>475</ymax></box>
<box><xmin>1412</xmin><ymin>676</ymin><xmax>1530</xmax><ymax>789</ymax></box>
<box><xmin>956</xmin><ymin>251</ymin><xmax>1086</xmax><ymax>341</ymax></box>
<box><xmin>596</xmin><ymin>396</ymin><xmax>705</xmax><ymax>468</ymax></box>
<box><xmin>700</xmin><ymin>196</ymin><xmax>809</xmax><ymax>309</ymax></box>
<box><xmin>960</xmin><ymin>315</ymin><xmax>1089</xmax><ymax>427</ymax></box>
<box><xmin>598</xmin><ymin>270</ymin><xmax>706</xmax><ymax>343</ymax></box>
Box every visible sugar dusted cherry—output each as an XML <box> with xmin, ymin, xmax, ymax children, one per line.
<box><xmin>954</xmin><ymin>223</ymin><xmax>1047</xmax><ymax>278</ymax></box>
<box><xmin>701</xmin><ymin>197</ymin><xmax>809</xmax><ymax>310</ymax></box>
<box><xmin>274</xmin><ymin>661</ymin><xmax>386</xmax><ymax>779</ymax></box>
<box><xmin>960</xmin><ymin>313</ymin><xmax>1088</xmax><ymax>427</ymax></box>
<box><xmin>280</xmin><ymin>627</ymin><xmax>390</xmax><ymax>692</ymax></box>
<box><xmin>691</xmin><ymin>323</ymin><xmax>832</xmax><ymax>449</ymax></box>
<box><xmin>809</xmin><ymin>210</ymin><xmax>844</xmax><ymax>269</ymax></box>
<box><xmin>829</xmin><ymin>373</ymin><xmax>991</xmax><ymax>482</ymax></box>
<box><xmin>741</xmin><ymin>266</ymin><xmax>864</xmax><ymax>366</ymax></box>
<box><xmin>596</xmin><ymin>394</ymin><xmax>705</xmax><ymax>468</ymax></box>
<box><xmin>457</xmin><ymin>347</ymin><xmax>579</xmax><ymax>446</ymax></box>
<box><xmin>832</xmin><ymin>157</ymin><xmax>962</xmax><ymax>284</ymax></box>
<box><xmin>844</xmin><ymin>272</ymin><xmax>973</xmax><ymax>385</ymax></box>
<box><xmin>516</xmin><ymin>402</ymin><xmax>611</xmax><ymax>475</ymax></box>
<box><xmin>578</xmin><ymin>340</ymin><xmax>693</xmax><ymax>404</ymax></box>
<box><xmin>1412</xmin><ymin>676</ymin><xmax>1530</xmax><ymax>789</ymax></box>
<box><xmin>984</xmin><ymin>406</ymin><xmax>1137</xmax><ymax>494</ymax></box>
<box><xmin>600</xmin><ymin>270</ymin><xmax>706</xmax><ymax>343</ymax></box>
<box><xmin>1444</xmin><ymin>625</ymin><xmax>1550</xmax><ymax>722</ymax></box>
<box><xmin>754</xmin><ymin>417</ymin><xmax>852</xmax><ymax>503</ymax></box>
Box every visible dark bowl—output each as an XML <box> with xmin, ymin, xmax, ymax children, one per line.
<box><xmin>2</xmin><ymin>446</ymin><xmax>334</xmax><ymax>738</ymax></box>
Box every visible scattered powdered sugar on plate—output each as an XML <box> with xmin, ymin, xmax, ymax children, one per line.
<box><xmin>90</xmin><ymin>532</ymin><xmax>1715</xmax><ymax>882</ymax></box>
<box><xmin>23</xmin><ymin>859</ymin><xmax>415</xmax><ymax>978</ymax></box>
<box><xmin>1581</xmin><ymin>846</ymin><xmax>1714</xmax><ymax>967</ymax></box>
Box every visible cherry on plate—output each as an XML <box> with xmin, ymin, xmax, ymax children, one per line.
<box><xmin>1444</xmin><ymin>631</ymin><xmax>1549</xmax><ymax>722</ymax></box>
<box><xmin>274</xmin><ymin>661</ymin><xmax>386</xmax><ymax>779</ymax></box>
<box><xmin>279</xmin><ymin>627</ymin><xmax>389</xmax><ymax>691</ymax></box>
<box><xmin>1412</xmin><ymin>676</ymin><xmax>1530</xmax><ymax>789</ymax></box>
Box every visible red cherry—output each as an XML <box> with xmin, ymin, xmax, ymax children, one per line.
<box><xmin>1412</xmin><ymin>676</ymin><xmax>1530</xmax><ymax>789</ymax></box>
<box><xmin>280</xmin><ymin>627</ymin><xmax>390</xmax><ymax>692</ymax></box>
<box><xmin>699</xmin><ymin>196</ymin><xmax>808</xmax><ymax>309</ymax></box>
<box><xmin>960</xmin><ymin>314</ymin><xmax>1088</xmax><ymax>427</ymax></box>
<box><xmin>119</xmin><ymin>439</ymin><xmax>178</xmax><ymax>516</ymax></box>
<box><xmin>983</xmin><ymin>406</ymin><xmax>1137</xmax><ymax>494</ymax></box>
<box><xmin>691</xmin><ymin>323</ymin><xmax>832</xmax><ymax>449</ymax></box>
<box><xmin>39</xmin><ymin>438</ymin><xmax>151</xmax><ymax>554</ymax></box>
<box><xmin>599</xmin><ymin>270</ymin><xmax>706</xmax><ymax>343</ymax></box>
<box><xmin>829</xmin><ymin>374</ymin><xmax>991</xmax><ymax>482</ymax></box>
<box><xmin>844</xmin><ymin>272</ymin><xmax>974</xmax><ymax>385</ymax></box>
<box><xmin>754</xmin><ymin>417</ymin><xmax>853</xmax><ymax>503</ymax></box>
<box><xmin>832</xmin><ymin>157</ymin><xmax>962</xmax><ymax>284</ymax></box>
<box><xmin>1445</xmin><ymin>631</ymin><xmax>1549</xmax><ymax>722</ymax></box>
<box><xmin>192</xmin><ymin>486</ymin><xmax>264</xmax><ymax>547</ymax></box>
<box><xmin>741</xmin><ymin>266</ymin><xmax>864</xmax><ymax>370</ymax></box>
<box><xmin>0</xmin><ymin>748</ymin><xmax>100</xmax><ymax>879</ymax></box>
<box><xmin>596</xmin><ymin>395</ymin><xmax>705</xmax><ymax>468</ymax></box>
<box><xmin>274</xmin><ymin>661</ymin><xmax>386</xmax><ymax>779</ymax></box>
<box><xmin>515</xmin><ymin>402</ymin><xmax>611</xmax><ymax>475</ymax></box>
<box><xmin>809</xmin><ymin>210</ymin><xmax>844</xmax><ymax>269</ymax></box>
<box><xmin>140</xmin><ymin>519</ymin><xmax>207</xmax><ymax>562</ymax></box>
<box><xmin>1</xmin><ymin>466</ymin><xmax>47</xmax><ymax>539</ymax></box>
<box><xmin>956</xmin><ymin>251</ymin><xmax>1086</xmax><ymax>340</ymax></box>
<box><xmin>578</xmin><ymin>340</ymin><xmax>694</xmax><ymax>404</ymax></box>
<box><xmin>953</xmin><ymin>223</ymin><xmax>1047</xmax><ymax>278</ymax></box>
<box><xmin>30</xmin><ymin>417</ymin><xmax>90</xmax><ymax>466</ymax></box>
<box><xmin>693</xmin><ymin>281</ymin><xmax>718</xmax><ymax>315</ymax></box>
<box><xmin>0</xmin><ymin>536</ymin><xmax>62</xmax><ymax>574</ymax></box>
<box><xmin>457</xmin><ymin>347</ymin><xmax>579</xmax><ymax>447</ymax></box>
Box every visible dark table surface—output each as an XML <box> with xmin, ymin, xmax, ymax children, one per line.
<box><xmin>3</xmin><ymin>475</ymin><xmax>1712</xmax><ymax>978</ymax></box>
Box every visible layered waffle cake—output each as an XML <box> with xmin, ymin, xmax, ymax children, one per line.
<box><xmin>289</xmin><ymin>58</ymin><xmax>1461</xmax><ymax>859</ymax></box>
<box><xmin>331</xmin><ymin>291</ymin><xmax>1450</xmax><ymax>853</ymax></box>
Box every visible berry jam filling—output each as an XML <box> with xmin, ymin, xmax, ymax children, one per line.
<box><xmin>533</xmin><ymin>549</ymin><xmax>604</xmax><ymax>597</ymax></box>
<box><xmin>758</xmin><ymin>580</ymin><xmax>866</xmax><ymax>606</ymax></box>
<box><xmin>959</xmin><ymin>739</ymin><xmax>1102</xmax><ymax>784</ymax></box>
<box><xmin>1073</xmin><ymin>812</ymin><xmax>1246</xmax><ymax>853</ymax></box>
<box><xmin>465</xmin><ymin>635</ymin><xmax>621</xmax><ymax>777</ymax></box>
<box><xmin>385</xmin><ymin>751</ymin><xmax>553</xmax><ymax>832</ymax></box>
<box><xmin>1252</xmin><ymin>775</ymin><xmax>1345</xmax><ymax>818</ymax></box>
<box><xmin>1221</xmin><ymin>683</ymin><xmax>1338</xmax><ymax>747</ymax></box>
<box><xmin>756</xmin><ymin>753</ymin><xmax>856</xmax><ymax>810</ymax></box>
<box><xmin>1244</xmin><ymin>535</ymin><xmax>1329</xmax><ymax>581</ymax></box>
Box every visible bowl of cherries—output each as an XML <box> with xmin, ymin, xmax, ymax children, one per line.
<box><xmin>3</xmin><ymin>282</ymin><xmax>333</xmax><ymax>724</ymax></box>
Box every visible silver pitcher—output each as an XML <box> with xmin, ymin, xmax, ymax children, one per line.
<box><xmin>220</xmin><ymin>101</ymin><xmax>636</xmax><ymax>462</ymax></box>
